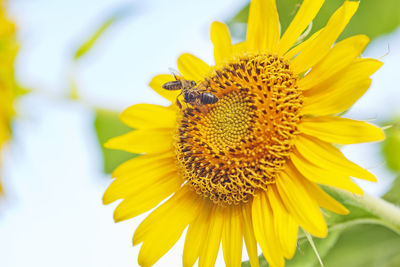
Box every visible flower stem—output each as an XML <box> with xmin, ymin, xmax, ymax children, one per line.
<box><xmin>334</xmin><ymin>188</ymin><xmax>400</xmax><ymax>234</ymax></box>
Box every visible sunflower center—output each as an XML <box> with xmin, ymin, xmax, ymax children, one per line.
<box><xmin>204</xmin><ymin>91</ymin><xmax>253</xmax><ymax>151</ymax></box>
<box><xmin>175</xmin><ymin>54</ymin><xmax>303</xmax><ymax>205</ymax></box>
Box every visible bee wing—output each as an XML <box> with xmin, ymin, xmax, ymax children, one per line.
<box><xmin>168</xmin><ymin>68</ymin><xmax>183</xmax><ymax>81</ymax></box>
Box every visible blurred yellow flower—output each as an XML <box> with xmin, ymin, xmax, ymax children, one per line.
<box><xmin>104</xmin><ymin>0</ymin><xmax>384</xmax><ymax>266</ymax></box>
<box><xmin>0</xmin><ymin>0</ymin><xmax>18</xmax><ymax>194</ymax></box>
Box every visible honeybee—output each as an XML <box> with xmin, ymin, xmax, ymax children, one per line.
<box><xmin>162</xmin><ymin>71</ymin><xmax>218</xmax><ymax>109</ymax></box>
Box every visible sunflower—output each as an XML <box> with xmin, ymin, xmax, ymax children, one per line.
<box><xmin>104</xmin><ymin>0</ymin><xmax>385</xmax><ymax>266</ymax></box>
<box><xmin>0</xmin><ymin>0</ymin><xmax>18</xmax><ymax>194</ymax></box>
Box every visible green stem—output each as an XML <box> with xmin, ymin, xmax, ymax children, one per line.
<box><xmin>333</xmin><ymin>188</ymin><xmax>400</xmax><ymax>234</ymax></box>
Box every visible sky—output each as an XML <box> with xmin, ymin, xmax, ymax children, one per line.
<box><xmin>0</xmin><ymin>0</ymin><xmax>399</xmax><ymax>266</ymax></box>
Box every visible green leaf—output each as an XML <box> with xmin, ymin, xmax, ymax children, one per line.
<box><xmin>242</xmin><ymin>187</ymin><xmax>400</xmax><ymax>266</ymax></box>
<box><xmin>381</xmin><ymin>119</ymin><xmax>400</xmax><ymax>205</ymax></box>
<box><xmin>244</xmin><ymin>230</ymin><xmax>342</xmax><ymax>267</ymax></box>
<box><xmin>382</xmin><ymin>121</ymin><xmax>400</xmax><ymax>172</ymax></box>
<box><xmin>323</xmin><ymin>224</ymin><xmax>400</xmax><ymax>267</ymax></box>
<box><xmin>386</xmin><ymin>253</ymin><xmax>400</xmax><ymax>267</ymax></box>
<box><xmin>285</xmin><ymin>230</ymin><xmax>341</xmax><ymax>267</ymax></box>
<box><xmin>68</xmin><ymin>73</ymin><xmax>80</xmax><ymax>100</ymax></box>
<box><xmin>320</xmin><ymin>187</ymin><xmax>400</xmax><ymax>235</ymax></box>
<box><xmin>241</xmin><ymin>255</ymin><xmax>268</xmax><ymax>267</ymax></box>
<box><xmin>383</xmin><ymin>176</ymin><xmax>400</xmax><ymax>205</ymax></box>
<box><xmin>249</xmin><ymin>224</ymin><xmax>400</xmax><ymax>267</ymax></box>
<box><xmin>94</xmin><ymin>109</ymin><xmax>137</xmax><ymax>174</ymax></box>
<box><xmin>74</xmin><ymin>7</ymin><xmax>131</xmax><ymax>60</ymax></box>
<box><xmin>228</xmin><ymin>0</ymin><xmax>400</xmax><ymax>42</ymax></box>
<box><xmin>228</xmin><ymin>3</ymin><xmax>249</xmax><ymax>25</ymax></box>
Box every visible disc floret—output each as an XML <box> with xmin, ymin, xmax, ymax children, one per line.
<box><xmin>176</xmin><ymin>54</ymin><xmax>303</xmax><ymax>205</ymax></box>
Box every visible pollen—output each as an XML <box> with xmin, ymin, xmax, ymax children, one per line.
<box><xmin>175</xmin><ymin>54</ymin><xmax>303</xmax><ymax>205</ymax></box>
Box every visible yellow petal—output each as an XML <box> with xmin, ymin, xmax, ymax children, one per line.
<box><xmin>104</xmin><ymin>128</ymin><xmax>173</xmax><ymax>154</ymax></box>
<box><xmin>0</xmin><ymin>123</ymin><xmax>10</xmax><ymax>144</ymax></box>
<box><xmin>267</xmin><ymin>186</ymin><xmax>298</xmax><ymax>259</ymax></box>
<box><xmin>299</xmin><ymin>116</ymin><xmax>385</xmax><ymax>144</ymax></box>
<box><xmin>299</xmin><ymin>177</ymin><xmax>349</xmax><ymax>215</ymax></box>
<box><xmin>276</xmin><ymin>166</ymin><xmax>328</xmax><ymax>237</ymax></box>
<box><xmin>295</xmin><ymin>134</ymin><xmax>377</xmax><ymax>182</ymax></box>
<box><xmin>290</xmin><ymin>151</ymin><xmax>364</xmax><ymax>195</ymax></box>
<box><xmin>278</xmin><ymin>0</ymin><xmax>325</xmax><ymax>55</ymax></box>
<box><xmin>246</xmin><ymin>0</ymin><xmax>279</xmax><ymax>52</ymax></box>
<box><xmin>303</xmin><ymin>79</ymin><xmax>372</xmax><ymax>116</ymax></box>
<box><xmin>241</xmin><ymin>204</ymin><xmax>260</xmax><ymax>267</ymax></box>
<box><xmin>302</xmin><ymin>59</ymin><xmax>383</xmax><ymax>116</ymax></box>
<box><xmin>112</xmin><ymin>172</ymin><xmax>181</xmax><ymax>222</ymax></box>
<box><xmin>104</xmin><ymin>156</ymin><xmax>177</xmax><ymax>204</ymax></box>
<box><xmin>252</xmin><ymin>191</ymin><xmax>284</xmax><ymax>267</ymax></box>
<box><xmin>222</xmin><ymin>206</ymin><xmax>243</xmax><ymax>267</ymax></box>
<box><xmin>134</xmin><ymin>187</ymin><xmax>201</xmax><ymax>267</ymax></box>
<box><xmin>120</xmin><ymin>103</ymin><xmax>176</xmax><ymax>129</ymax></box>
<box><xmin>291</xmin><ymin>1</ymin><xmax>359</xmax><ymax>73</ymax></box>
<box><xmin>112</xmin><ymin>151</ymin><xmax>174</xmax><ymax>178</ymax></box>
<box><xmin>284</xmin><ymin>29</ymin><xmax>322</xmax><ymax>60</ymax></box>
<box><xmin>183</xmin><ymin>200</ymin><xmax>210</xmax><ymax>267</ymax></box>
<box><xmin>233</xmin><ymin>41</ymin><xmax>246</xmax><ymax>56</ymax></box>
<box><xmin>149</xmin><ymin>74</ymin><xmax>180</xmax><ymax>102</ymax></box>
<box><xmin>177</xmin><ymin>53</ymin><xmax>211</xmax><ymax>81</ymax></box>
<box><xmin>198</xmin><ymin>205</ymin><xmax>224</xmax><ymax>267</ymax></box>
<box><xmin>299</xmin><ymin>34</ymin><xmax>370</xmax><ymax>90</ymax></box>
<box><xmin>211</xmin><ymin>21</ymin><xmax>233</xmax><ymax>65</ymax></box>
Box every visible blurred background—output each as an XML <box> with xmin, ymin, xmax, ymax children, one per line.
<box><xmin>0</xmin><ymin>0</ymin><xmax>399</xmax><ymax>266</ymax></box>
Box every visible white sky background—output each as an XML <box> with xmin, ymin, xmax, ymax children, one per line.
<box><xmin>0</xmin><ymin>0</ymin><xmax>400</xmax><ymax>266</ymax></box>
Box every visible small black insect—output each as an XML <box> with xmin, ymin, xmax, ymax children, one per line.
<box><xmin>162</xmin><ymin>71</ymin><xmax>218</xmax><ymax>109</ymax></box>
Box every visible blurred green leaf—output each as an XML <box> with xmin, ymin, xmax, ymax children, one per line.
<box><xmin>323</xmin><ymin>224</ymin><xmax>400</xmax><ymax>267</ymax></box>
<box><xmin>229</xmin><ymin>4</ymin><xmax>249</xmax><ymax>25</ymax></box>
<box><xmin>320</xmin><ymin>187</ymin><xmax>400</xmax><ymax>234</ymax></box>
<box><xmin>381</xmin><ymin>119</ymin><xmax>400</xmax><ymax>205</ymax></box>
<box><xmin>242</xmin><ymin>187</ymin><xmax>400</xmax><ymax>266</ymax></box>
<box><xmin>74</xmin><ymin>7</ymin><xmax>131</xmax><ymax>60</ymax></box>
<box><xmin>94</xmin><ymin>109</ymin><xmax>137</xmax><ymax>174</ymax></box>
<box><xmin>246</xmin><ymin>224</ymin><xmax>400</xmax><ymax>267</ymax></box>
<box><xmin>228</xmin><ymin>0</ymin><xmax>400</xmax><ymax>42</ymax></box>
<box><xmin>383</xmin><ymin>176</ymin><xmax>400</xmax><ymax>205</ymax></box>
<box><xmin>241</xmin><ymin>255</ymin><xmax>267</xmax><ymax>267</ymax></box>
<box><xmin>386</xmin><ymin>253</ymin><xmax>400</xmax><ymax>267</ymax></box>
<box><xmin>74</xmin><ymin>18</ymin><xmax>115</xmax><ymax>60</ymax></box>
<box><xmin>68</xmin><ymin>74</ymin><xmax>80</xmax><ymax>100</ymax></box>
<box><xmin>382</xmin><ymin>121</ymin><xmax>400</xmax><ymax>172</ymax></box>
<box><xmin>278</xmin><ymin>230</ymin><xmax>341</xmax><ymax>267</ymax></box>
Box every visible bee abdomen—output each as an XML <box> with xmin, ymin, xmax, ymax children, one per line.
<box><xmin>200</xmin><ymin>93</ymin><xmax>218</xmax><ymax>104</ymax></box>
<box><xmin>162</xmin><ymin>81</ymin><xmax>182</xmax><ymax>90</ymax></box>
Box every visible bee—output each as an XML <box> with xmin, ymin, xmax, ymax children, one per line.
<box><xmin>162</xmin><ymin>71</ymin><xmax>218</xmax><ymax>109</ymax></box>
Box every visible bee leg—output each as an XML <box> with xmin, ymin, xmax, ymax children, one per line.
<box><xmin>176</xmin><ymin>98</ymin><xmax>182</xmax><ymax>109</ymax></box>
<box><xmin>175</xmin><ymin>91</ymin><xmax>183</xmax><ymax>109</ymax></box>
